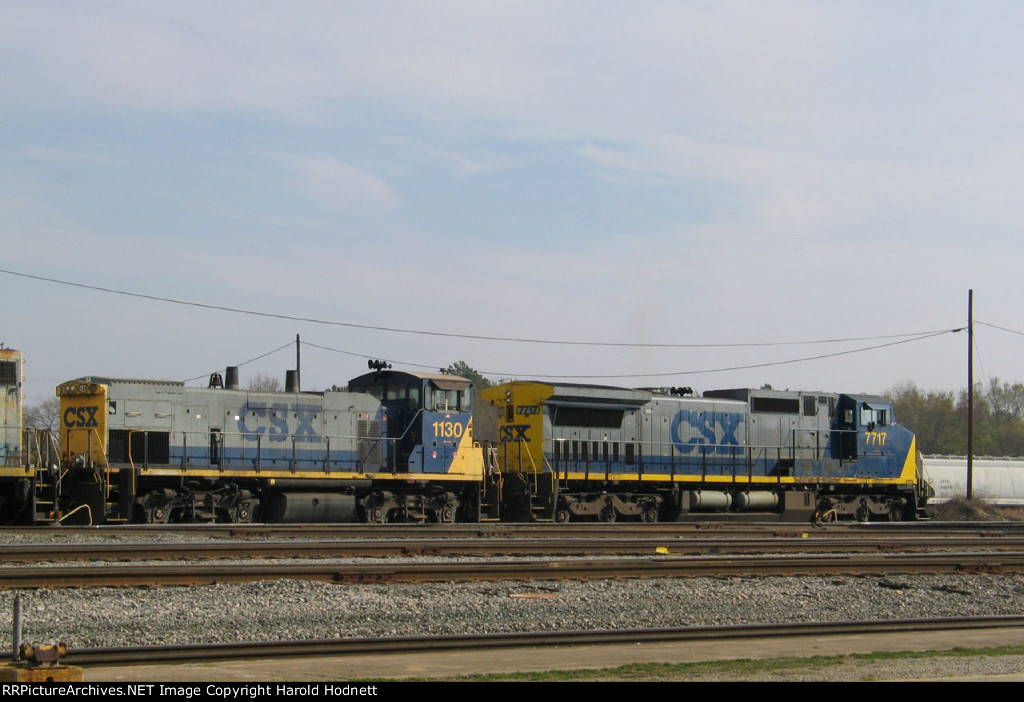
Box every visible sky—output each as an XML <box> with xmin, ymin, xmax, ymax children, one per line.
<box><xmin>2</xmin><ymin>1</ymin><xmax>1022</xmax><ymax>407</ymax></box>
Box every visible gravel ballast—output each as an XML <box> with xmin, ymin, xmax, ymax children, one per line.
<box><xmin>3</xmin><ymin>570</ymin><xmax>1024</xmax><ymax>648</ymax></box>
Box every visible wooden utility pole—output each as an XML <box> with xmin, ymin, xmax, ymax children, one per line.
<box><xmin>967</xmin><ymin>290</ymin><xmax>974</xmax><ymax>499</ymax></box>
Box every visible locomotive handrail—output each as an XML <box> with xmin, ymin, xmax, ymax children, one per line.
<box><xmin>58</xmin><ymin>502</ymin><xmax>93</xmax><ymax>526</ymax></box>
<box><xmin>126</xmin><ymin>430</ymin><xmax>147</xmax><ymax>499</ymax></box>
<box><xmin>539</xmin><ymin>435</ymin><xmax>874</xmax><ymax>483</ymax></box>
<box><xmin>505</xmin><ymin>438</ymin><xmax>544</xmax><ymax>499</ymax></box>
<box><xmin>394</xmin><ymin>408</ymin><xmax>425</xmax><ymax>441</ymax></box>
<box><xmin>22</xmin><ymin>428</ymin><xmax>59</xmax><ymax>469</ymax></box>
<box><xmin>118</xmin><ymin>427</ymin><xmax>400</xmax><ymax>474</ymax></box>
<box><xmin>476</xmin><ymin>442</ymin><xmax>500</xmax><ymax>506</ymax></box>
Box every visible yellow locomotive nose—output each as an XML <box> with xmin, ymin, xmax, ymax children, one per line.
<box><xmin>58</xmin><ymin>380</ymin><xmax>108</xmax><ymax>471</ymax></box>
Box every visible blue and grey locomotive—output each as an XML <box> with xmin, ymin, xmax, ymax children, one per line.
<box><xmin>40</xmin><ymin>364</ymin><xmax>489</xmax><ymax>525</ymax></box>
<box><xmin>482</xmin><ymin>381</ymin><xmax>927</xmax><ymax>522</ymax></box>
<box><xmin>2</xmin><ymin>347</ymin><xmax>930</xmax><ymax>524</ymax></box>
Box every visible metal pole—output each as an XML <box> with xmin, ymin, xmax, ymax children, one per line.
<box><xmin>12</xmin><ymin>594</ymin><xmax>22</xmax><ymax>662</ymax></box>
<box><xmin>967</xmin><ymin>290</ymin><xmax>974</xmax><ymax>499</ymax></box>
<box><xmin>295</xmin><ymin>334</ymin><xmax>301</xmax><ymax>392</ymax></box>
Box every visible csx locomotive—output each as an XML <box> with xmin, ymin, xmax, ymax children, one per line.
<box><xmin>0</xmin><ymin>348</ymin><xmax>930</xmax><ymax>524</ymax></box>
<box><xmin>481</xmin><ymin>381</ymin><xmax>929</xmax><ymax>523</ymax></box>
<box><xmin>7</xmin><ymin>361</ymin><xmax>494</xmax><ymax>525</ymax></box>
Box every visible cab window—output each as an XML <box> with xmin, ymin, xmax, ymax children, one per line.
<box><xmin>425</xmin><ymin>385</ymin><xmax>470</xmax><ymax>412</ymax></box>
<box><xmin>432</xmin><ymin>388</ymin><xmax>460</xmax><ymax>411</ymax></box>
<box><xmin>860</xmin><ymin>404</ymin><xmax>890</xmax><ymax>427</ymax></box>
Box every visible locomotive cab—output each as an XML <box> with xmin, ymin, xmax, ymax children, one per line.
<box><xmin>836</xmin><ymin>394</ymin><xmax>901</xmax><ymax>462</ymax></box>
<box><xmin>347</xmin><ymin>369</ymin><xmax>477</xmax><ymax>475</ymax></box>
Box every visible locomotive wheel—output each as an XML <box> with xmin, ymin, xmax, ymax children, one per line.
<box><xmin>641</xmin><ymin>507</ymin><xmax>658</xmax><ymax>523</ymax></box>
<box><xmin>599</xmin><ymin>505</ymin><xmax>616</xmax><ymax>523</ymax></box>
<box><xmin>555</xmin><ymin>508</ymin><xmax>571</xmax><ymax>523</ymax></box>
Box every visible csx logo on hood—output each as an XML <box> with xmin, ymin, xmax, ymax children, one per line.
<box><xmin>64</xmin><ymin>406</ymin><xmax>100</xmax><ymax>428</ymax></box>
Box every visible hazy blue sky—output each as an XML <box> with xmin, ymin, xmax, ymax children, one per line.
<box><xmin>3</xmin><ymin>2</ymin><xmax>1020</xmax><ymax>405</ymax></box>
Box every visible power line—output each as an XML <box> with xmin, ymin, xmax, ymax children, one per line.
<box><xmin>2</xmin><ymin>268</ymin><xmax>962</xmax><ymax>349</ymax></box>
<box><xmin>471</xmin><ymin>329</ymin><xmax>956</xmax><ymax>380</ymax></box>
<box><xmin>978</xmin><ymin>321</ymin><xmax>1024</xmax><ymax>337</ymax></box>
<box><xmin>303</xmin><ymin>329</ymin><xmax>957</xmax><ymax>381</ymax></box>
<box><xmin>181</xmin><ymin>341</ymin><xmax>296</xmax><ymax>384</ymax></box>
<box><xmin>179</xmin><ymin>324</ymin><xmax>958</xmax><ymax>386</ymax></box>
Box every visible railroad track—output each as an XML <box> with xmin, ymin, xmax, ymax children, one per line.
<box><xmin>51</xmin><ymin>615</ymin><xmax>1024</xmax><ymax>668</ymax></box>
<box><xmin>5</xmin><ymin>551</ymin><xmax>1024</xmax><ymax>588</ymax></box>
<box><xmin>4</xmin><ymin>520</ymin><xmax>1024</xmax><ymax>541</ymax></box>
<box><xmin>4</xmin><ymin>534</ymin><xmax>1024</xmax><ymax>563</ymax></box>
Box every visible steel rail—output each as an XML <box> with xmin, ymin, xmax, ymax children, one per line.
<box><xmin>5</xmin><ymin>520</ymin><xmax>1024</xmax><ymax>540</ymax></box>
<box><xmin>2</xmin><ymin>535</ymin><xmax>1024</xmax><ymax>563</ymax></box>
<box><xmin>5</xmin><ymin>551</ymin><xmax>1024</xmax><ymax>588</ymax></box>
<box><xmin>49</xmin><ymin>615</ymin><xmax>1024</xmax><ymax>667</ymax></box>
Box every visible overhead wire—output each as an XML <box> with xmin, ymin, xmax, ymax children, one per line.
<box><xmin>977</xmin><ymin>321</ymin><xmax>1024</xmax><ymax>337</ymax></box>
<box><xmin>1</xmin><ymin>268</ymin><xmax>962</xmax><ymax>350</ymax></box>
<box><xmin>3</xmin><ymin>268</ymin><xmax>994</xmax><ymax>383</ymax></box>
<box><xmin>180</xmin><ymin>341</ymin><xmax>296</xmax><ymax>384</ymax></box>
<box><xmin>281</xmin><ymin>330</ymin><xmax>960</xmax><ymax>382</ymax></box>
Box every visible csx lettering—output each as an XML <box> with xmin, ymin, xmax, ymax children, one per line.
<box><xmin>63</xmin><ymin>405</ymin><xmax>99</xmax><ymax>428</ymax></box>
<box><xmin>500</xmin><ymin>424</ymin><xmax>530</xmax><ymax>442</ymax></box>
<box><xmin>238</xmin><ymin>403</ymin><xmax>320</xmax><ymax>442</ymax></box>
<box><xmin>670</xmin><ymin>410</ymin><xmax>744</xmax><ymax>454</ymax></box>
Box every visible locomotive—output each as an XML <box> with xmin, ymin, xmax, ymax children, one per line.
<box><xmin>0</xmin><ymin>349</ymin><xmax>24</xmax><ymax>471</ymax></box>
<box><xmin>9</xmin><ymin>363</ymin><xmax>496</xmax><ymax>526</ymax></box>
<box><xmin>481</xmin><ymin>381</ymin><xmax>930</xmax><ymax>522</ymax></box>
<box><xmin>1</xmin><ymin>348</ymin><xmax>930</xmax><ymax>524</ymax></box>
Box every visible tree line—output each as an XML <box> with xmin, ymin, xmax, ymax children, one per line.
<box><xmin>886</xmin><ymin>379</ymin><xmax>1024</xmax><ymax>457</ymax></box>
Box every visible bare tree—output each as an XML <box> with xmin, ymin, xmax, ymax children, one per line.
<box><xmin>24</xmin><ymin>396</ymin><xmax>60</xmax><ymax>433</ymax></box>
<box><xmin>245</xmin><ymin>373</ymin><xmax>282</xmax><ymax>392</ymax></box>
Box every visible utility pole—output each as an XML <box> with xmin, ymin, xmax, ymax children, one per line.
<box><xmin>967</xmin><ymin>289</ymin><xmax>974</xmax><ymax>499</ymax></box>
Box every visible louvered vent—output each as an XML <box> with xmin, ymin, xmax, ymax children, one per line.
<box><xmin>357</xmin><ymin>419</ymin><xmax>382</xmax><ymax>468</ymax></box>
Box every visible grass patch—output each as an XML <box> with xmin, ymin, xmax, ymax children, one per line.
<box><xmin>928</xmin><ymin>496</ymin><xmax>1015</xmax><ymax>521</ymax></box>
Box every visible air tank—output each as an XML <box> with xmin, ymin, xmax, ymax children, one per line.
<box><xmin>687</xmin><ymin>490</ymin><xmax>733</xmax><ymax>510</ymax></box>
<box><xmin>262</xmin><ymin>492</ymin><xmax>357</xmax><ymax>523</ymax></box>
<box><xmin>734</xmin><ymin>491</ymin><xmax>780</xmax><ymax>510</ymax></box>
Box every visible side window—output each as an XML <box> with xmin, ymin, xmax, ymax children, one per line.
<box><xmin>425</xmin><ymin>384</ymin><xmax>470</xmax><ymax>412</ymax></box>
<box><xmin>859</xmin><ymin>405</ymin><xmax>891</xmax><ymax>427</ymax></box>
<box><xmin>434</xmin><ymin>389</ymin><xmax>458</xmax><ymax>411</ymax></box>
